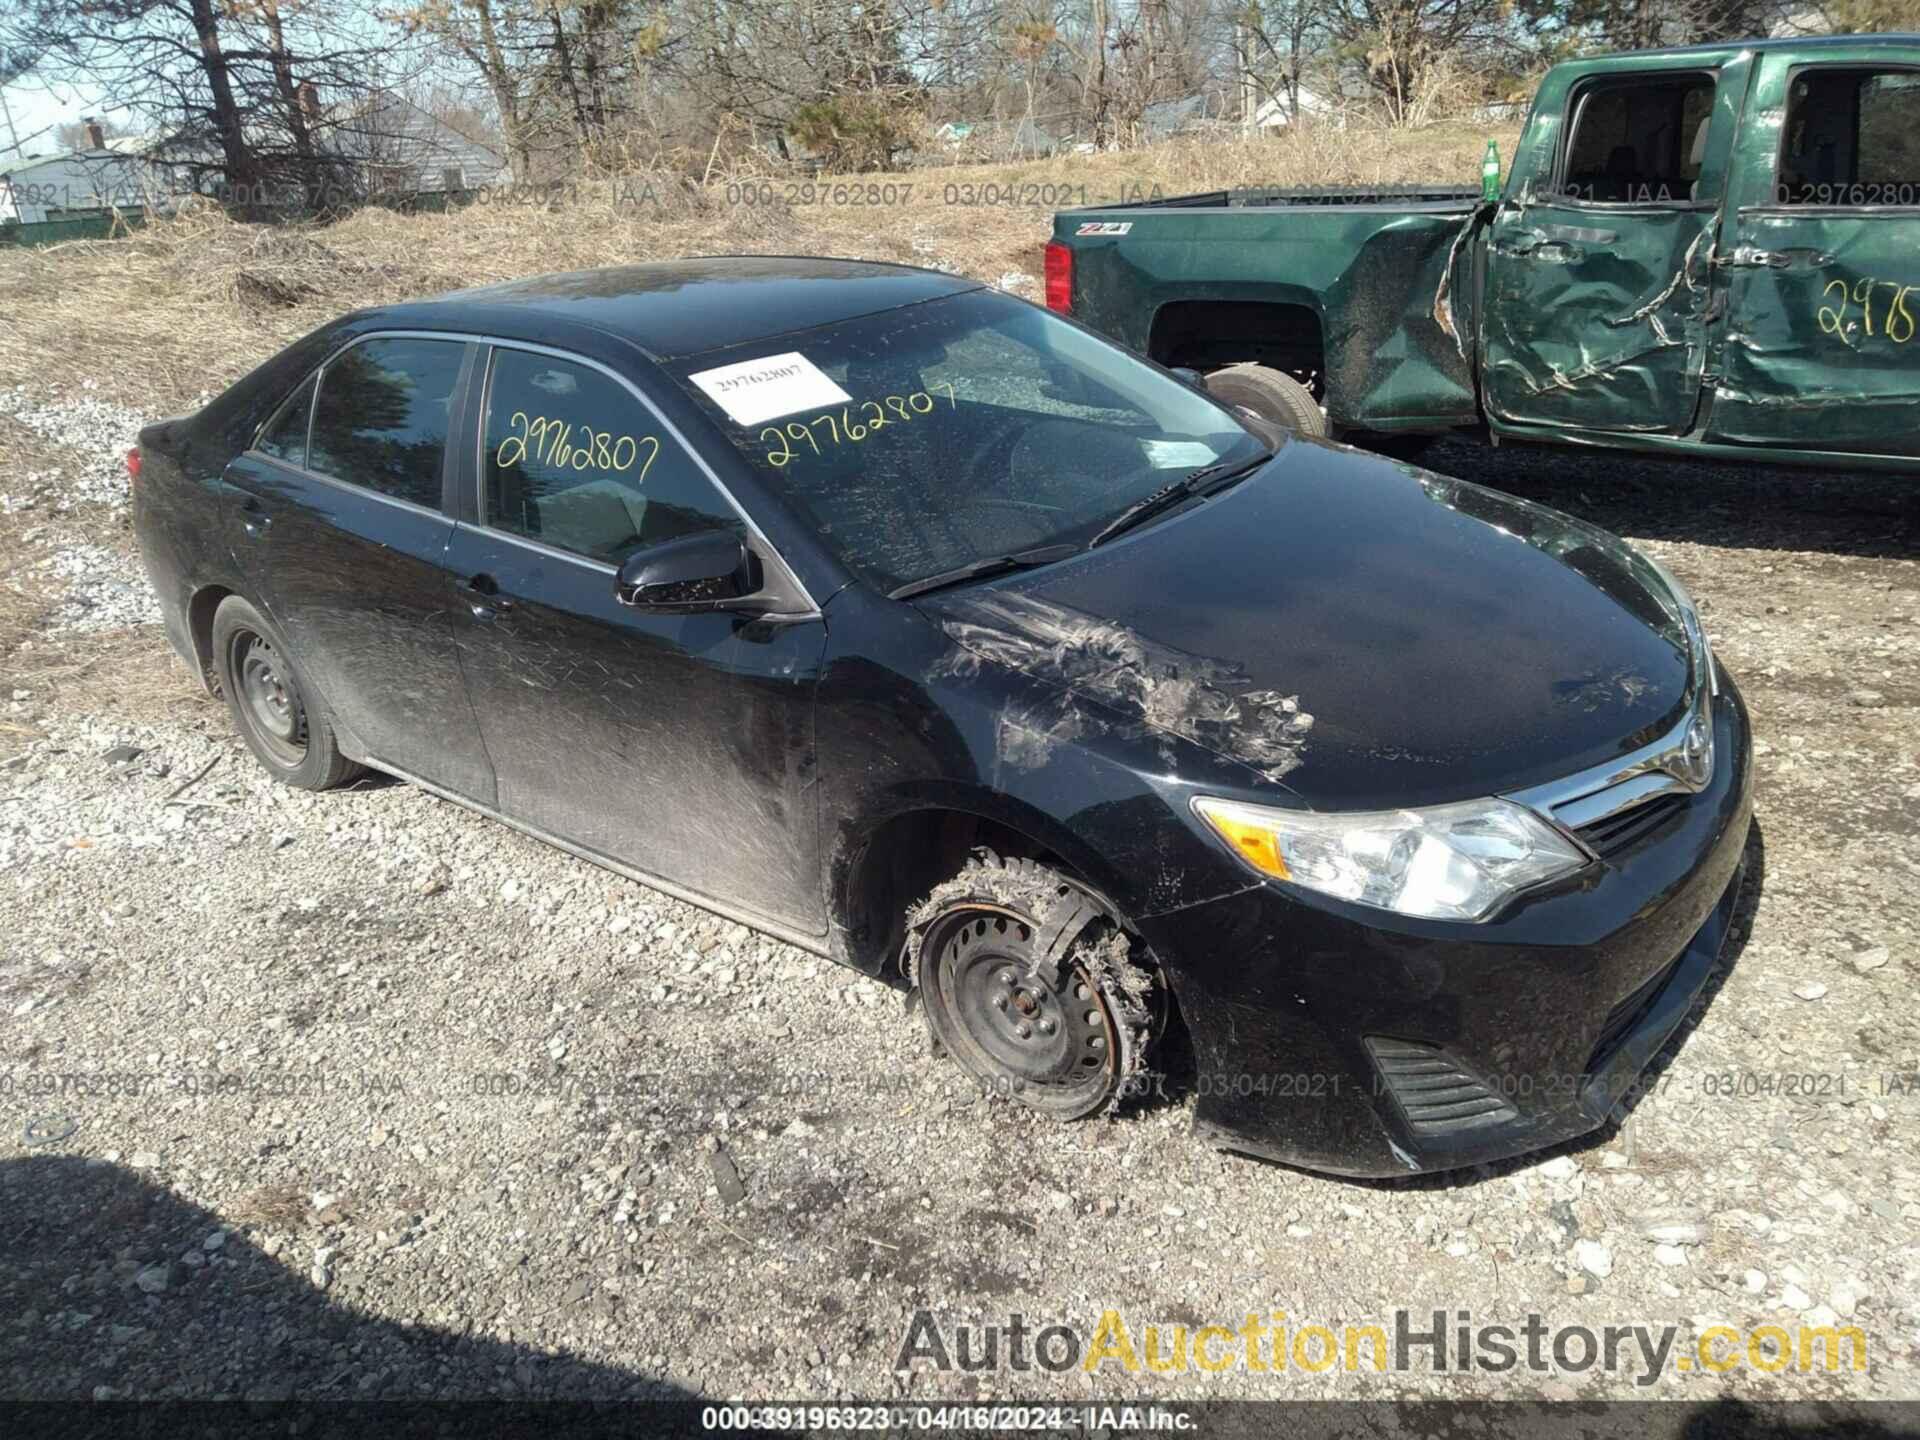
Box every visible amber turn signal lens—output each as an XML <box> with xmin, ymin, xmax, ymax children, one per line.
<box><xmin>1193</xmin><ymin>801</ymin><xmax>1290</xmax><ymax>880</ymax></box>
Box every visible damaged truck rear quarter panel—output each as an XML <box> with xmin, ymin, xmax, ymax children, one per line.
<box><xmin>1053</xmin><ymin>33</ymin><xmax>1920</xmax><ymax>470</ymax></box>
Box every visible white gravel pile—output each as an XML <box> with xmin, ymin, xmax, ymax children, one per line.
<box><xmin>0</xmin><ymin>382</ymin><xmax>160</xmax><ymax>515</ymax></box>
<box><xmin>1</xmin><ymin>384</ymin><xmax>173</xmax><ymax>633</ymax></box>
<box><xmin>35</xmin><ymin>541</ymin><xmax>163</xmax><ymax>633</ymax></box>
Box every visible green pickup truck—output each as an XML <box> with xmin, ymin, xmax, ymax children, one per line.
<box><xmin>1047</xmin><ymin>34</ymin><xmax>1920</xmax><ymax>470</ymax></box>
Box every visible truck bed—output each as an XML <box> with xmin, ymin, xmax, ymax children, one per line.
<box><xmin>1053</xmin><ymin>192</ymin><xmax>1485</xmax><ymax>432</ymax></box>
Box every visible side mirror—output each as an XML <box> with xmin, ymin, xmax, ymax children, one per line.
<box><xmin>615</xmin><ymin>532</ymin><xmax>763</xmax><ymax>612</ymax></box>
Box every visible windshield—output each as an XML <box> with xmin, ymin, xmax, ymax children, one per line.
<box><xmin>667</xmin><ymin>289</ymin><xmax>1265</xmax><ymax>593</ymax></box>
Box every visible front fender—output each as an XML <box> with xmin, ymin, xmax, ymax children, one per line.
<box><xmin>813</xmin><ymin>589</ymin><xmax>1264</xmax><ymax>949</ymax></box>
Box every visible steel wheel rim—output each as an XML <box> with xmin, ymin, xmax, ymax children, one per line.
<box><xmin>933</xmin><ymin>909</ymin><xmax>1118</xmax><ymax>1103</ymax></box>
<box><xmin>233</xmin><ymin>631</ymin><xmax>307</xmax><ymax>766</ymax></box>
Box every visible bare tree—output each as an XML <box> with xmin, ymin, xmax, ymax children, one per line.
<box><xmin>1234</xmin><ymin>0</ymin><xmax>1331</xmax><ymax>124</ymax></box>
<box><xmin>385</xmin><ymin>0</ymin><xmax>541</xmax><ymax>176</ymax></box>
<box><xmin>0</xmin><ymin>40</ymin><xmax>50</xmax><ymax>159</ymax></box>
<box><xmin>13</xmin><ymin>0</ymin><xmax>421</xmax><ymax>207</ymax></box>
<box><xmin>1316</xmin><ymin>0</ymin><xmax>1512</xmax><ymax>124</ymax></box>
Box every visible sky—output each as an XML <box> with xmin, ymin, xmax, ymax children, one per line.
<box><xmin>0</xmin><ymin>2</ymin><xmax>433</xmax><ymax>169</ymax></box>
<box><xmin>0</xmin><ymin>72</ymin><xmax>120</xmax><ymax>165</ymax></box>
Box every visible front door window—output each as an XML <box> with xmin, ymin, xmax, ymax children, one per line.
<box><xmin>481</xmin><ymin>348</ymin><xmax>743</xmax><ymax>565</ymax></box>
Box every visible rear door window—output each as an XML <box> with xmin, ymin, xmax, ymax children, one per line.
<box><xmin>1778</xmin><ymin>68</ymin><xmax>1920</xmax><ymax>205</ymax></box>
<box><xmin>1564</xmin><ymin>75</ymin><xmax>1716</xmax><ymax>204</ymax></box>
<box><xmin>255</xmin><ymin>374</ymin><xmax>315</xmax><ymax>468</ymax></box>
<box><xmin>308</xmin><ymin>336</ymin><xmax>465</xmax><ymax>508</ymax></box>
<box><xmin>481</xmin><ymin>348</ymin><xmax>742</xmax><ymax>566</ymax></box>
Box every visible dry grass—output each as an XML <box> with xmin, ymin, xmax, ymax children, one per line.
<box><xmin>0</xmin><ymin>540</ymin><xmax>205</xmax><ymax>741</ymax></box>
<box><xmin>230</xmin><ymin>1182</ymin><xmax>310</xmax><ymax>1230</ymax></box>
<box><xmin>0</xmin><ymin>514</ymin><xmax>49</xmax><ymax>671</ymax></box>
<box><xmin>26</xmin><ymin>627</ymin><xmax>206</xmax><ymax>728</ymax></box>
<box><xmin>0</xmin><ymin>421</ymin><xmax>74</xmax><ymax>735</ymax></box>
<box><xmin>0</xmin><ymin>120</ymin><xmax>1518</xmax><ymax>417</ymax></box>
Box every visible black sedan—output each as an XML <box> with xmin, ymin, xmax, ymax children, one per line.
<box><xmin>131</xmin><ymin>257</ymin><xmax>1751</xmax><ymax>1177</ymax></box>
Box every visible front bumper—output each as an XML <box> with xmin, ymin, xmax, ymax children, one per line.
<box><xmin>1137</xmin><ymin>673</ymin><xmax>1753</xmax><ymax>1178</ymax></box>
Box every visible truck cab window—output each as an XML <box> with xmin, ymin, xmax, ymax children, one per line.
<box><xmin>1778</xmin><ymin>69</ymin><xmax>1920</xmax><ymax>204</ymax></box>
<box><xmin>1565</xmin><ymin>76</ymin><xmax>1716</xmax><ymax>204</ymax></box>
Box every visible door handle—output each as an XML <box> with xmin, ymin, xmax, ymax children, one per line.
<box><xmin>1713</xmin><ymin>245</ymin><xmax>1827</xmax><ymax>271</ymax></box>
<box><xmin>236</xmin><ymin>494</ymin><xmax>271</xmax><ymax>534</ymax></box>
<box><xmin>1489</xmin><ymin>222</ymin><xmax>1612</xmax><ymax>263</ymax></box>
<box><xmin>1492</xmin><ymin>229</ymin><xmax>1564</xmax><ymax>260</ymax></box>
<box><xmin>464</xmin><ymin>573</ymin><xmax>513</xmax><ymax>621</ymax></box>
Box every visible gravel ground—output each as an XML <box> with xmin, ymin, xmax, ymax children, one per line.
<box><xmin>0</xmin><ymin>392</ymin><xmax>1916</xmax><ymax>1406</ymax></box>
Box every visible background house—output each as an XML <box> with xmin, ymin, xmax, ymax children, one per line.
<box><xmin>322</xmin><ymin>90</ymin><xmax>509</xmax><ymax>196</ymax></box>
<box><xmin>0</xmin><ymin>119</ymin><xmax>172</xmax><ymax>225</ymax></box>
<box><xmin>929</xmin><ymin>116</ymin><xmax>1060</xmax><ymax>158</ymax></box>
<box><xmin>1250</xmin><ymin>86</ymin><xmax>1345</xmax><ymax>129</ymax></box>
<box><xmin>1138</xmin><ymin>93</ymin><xmax>1213</xmax><ymax>142</ymax></box>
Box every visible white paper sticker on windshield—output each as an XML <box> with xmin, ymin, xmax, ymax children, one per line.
<box><xmin>687</xmin><ymin>352</ymin><xmax>852</xmax><ymax>427</ymax></box>
<box><xmin>1141</xmin><ymin>438</ymin><xmax>1219</xmax><ymax>468</ymax></box>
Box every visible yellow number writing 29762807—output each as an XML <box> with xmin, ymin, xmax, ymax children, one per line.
<box><xmin>1818</xmin><ymin>276</ymin><xmax>1917</xmax><ymax>345</ymax></box>
<box><xmin>760</xmin><ymin>385</ymin><xmax>956</xmax><ymax>467</ymax></box>
<box><xmin>495</xmin><ymin>412</ymin><xmax>660</xmax><ymax>485</ymax></box>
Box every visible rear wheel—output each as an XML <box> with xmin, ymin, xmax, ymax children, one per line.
<box><xmin>907</xmin><ymin>853</ymin><xmax>1157</xmax><ymax>1120</ymax></box>
<box><xmin>1204</xmin><ymin>362</ymin><xmax>1327</xmax><ymax>438</ymax></box>
<box><xmin>212</xmin><ymin>595</ymin><xmax>362</xmax><ymax>791</ymax></box>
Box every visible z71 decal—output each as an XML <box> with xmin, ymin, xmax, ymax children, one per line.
<box><xmin>1075</xmin><ymin>221</ymin><xmax>1132</xmax><ymax>236</ymax></box>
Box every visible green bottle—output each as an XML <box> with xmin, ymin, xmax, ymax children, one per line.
<box><xmin>1481</xmin><ymin>139</ymin><xmax>1502</xmax><ymax>202</ymax></box>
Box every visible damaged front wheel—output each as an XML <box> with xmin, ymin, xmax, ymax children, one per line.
<box><xmin>907</xmin><ymin>853</ymin><xmax>1157</xmax><ymax>1120</ymax></box>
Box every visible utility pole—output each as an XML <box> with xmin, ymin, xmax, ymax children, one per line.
<box><xmin>1239</xmin><ymin>17</ymin><xmax>1256</xmax><ymax>130</ymax></box>
<box><xmin>0</xmin><ymin>84</ymin><xmax>23</xmax><ymax>158</ymax></box>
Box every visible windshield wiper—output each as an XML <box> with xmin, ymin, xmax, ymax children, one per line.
<box><xmin>888</xmin><ymin>543</ymin><xmax>1080</xmax><ymax>601</ymax></box>
<box><xmin>1088</xmin><ymin>452</ymin><xmax>1270</xmax><ymax>550</ymax></box>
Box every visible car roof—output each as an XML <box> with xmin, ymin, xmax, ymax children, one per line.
<box><xmin>374</xmin><ymin>255</ymin><xmax>985</xmax><ymax>362</ymax></box>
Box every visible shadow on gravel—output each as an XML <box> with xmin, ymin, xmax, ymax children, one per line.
<box><xmin>1418</xmin><ymin>437</ymin><xmax>1920</xmax><ymax>560</ymax></box>
<box><xmin>0</xmin><ymin>1154</ymin><xmax>699</xmax><ymax>1404</ymax></box>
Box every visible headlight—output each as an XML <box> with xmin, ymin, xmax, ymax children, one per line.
<box><xmin>1192</xmin><ymin>795</ymin><xmax>1588</xmax><ymax>922</ymax></box>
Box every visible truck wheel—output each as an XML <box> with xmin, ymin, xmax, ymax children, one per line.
<box><xmin>212</xmin><ymin>596</ymin><xmax>363</xmax><ymax>791</ymax></box>
<box><xmin>1204</xmin><ymin>363</ymin><xmax>1327</xmax><ymax>438</ymax></box>
<box><xmin>906</xmin><ymin>853</ymin><xmax>1157</xmax><ymax>1120</ymax></box>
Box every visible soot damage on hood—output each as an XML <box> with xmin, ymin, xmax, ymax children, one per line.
<box><xmin>924</xmin><ymin>589</ymin><xmax>1314</xmax><ymax>783</ymax></box>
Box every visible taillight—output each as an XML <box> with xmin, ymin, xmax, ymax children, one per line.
<box><xmin>1043</xmin><ymin>241</ymin><xmax>1072</xmax><ymax>313</ymax></box>
<box><xmin>125</xmin><ymin>447</ymin><xmax>142</xmax><ymax>486</ymax></box>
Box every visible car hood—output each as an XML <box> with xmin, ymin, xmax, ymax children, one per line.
<box><xmin>917</xmin><ymin>441</ymin><xmax>1695</xmax><ymax>809</ymax></box>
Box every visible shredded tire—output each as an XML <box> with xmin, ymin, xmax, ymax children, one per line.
<box><xmin>903</xmin><ymin>850</ymin><xmax>1158</xmax><ymax>1118</ymax></box>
